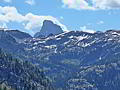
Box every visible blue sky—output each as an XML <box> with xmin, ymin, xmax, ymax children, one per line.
<box><xmin>0</xmin><ymin>0</ymin><xmax>120</xmax><ymax>35</ymax></box>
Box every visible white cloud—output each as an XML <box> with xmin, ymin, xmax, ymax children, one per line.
<box><xmin>62</xmin><ymin>0</ymin><xmax>95</xmax><ymax>10</ymax></box>
<box><xmin>24</xmin><ymin>13</ymin><xmax>67</xmax><ymax>31</ymax></box>
<box><xmin>25</xmin><ymin>0</ymin><xmax>36</xmax><ymax>5</ymax></box>
<box><xmin>92</xmin><ymin>0</ymin><xmax>120</xmax><ymax>9</ymax></box>
<box><xmin>61</xmin><ymin>0</ymin><xmax>120</xmax><ymax>10</ymax></box>
<box><xmin>80</xmin><ymin>26</ymin><xmax>95</xmax><ymax>33</ymax></box>
<box><xmin>0</xmin><ymin>6</ymin><xmax>68</xmax><ymax>35</ymax></box>
<box><xmin>0</xmin><ymin>6</ymin><xmax>25</xmax><ymax>23</ymax></box>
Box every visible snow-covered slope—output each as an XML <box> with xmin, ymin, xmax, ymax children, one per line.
<box><xmin>1</xmin><ymin>29</ymin><xmax>120</xmax><ymax>89</ymax></box>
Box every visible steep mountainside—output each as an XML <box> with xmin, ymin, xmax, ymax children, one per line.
<box><xmin>67</xmin><ymin>57</ymin><xmax>120</xmax><ymax>90</ymax></box>
<box><xmin>1</xmin><ymin>29</ymin><xmax>120</xmax><ymax>89</ymax></box>
<box><xmin>0</xmin><ymin>49</ymin><xmax>53</xmax><ymax>90</ymax></box>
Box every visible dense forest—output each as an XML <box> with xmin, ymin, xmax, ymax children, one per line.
<box><xmin>0</xmin><ymin>49</ymin><xmax>53</xmax><ymax>90</ymax></box>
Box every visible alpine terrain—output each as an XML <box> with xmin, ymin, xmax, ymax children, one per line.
<box><xmin>0</xmin><ymin>20</ymin><xmax>120</xmax><ymax>90</ymax></box>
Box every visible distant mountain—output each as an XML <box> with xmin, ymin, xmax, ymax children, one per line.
<box><xmin>1</xmin><ymin>29</ymin><xmax>120</xmax><ymax>89</ymax></box>
<box><xmin>0</xmin><ymin>30</ymin><xmax>29</xmax><ymax>58</ymax></box>
<box><xmin>34</xmin><ymin>20</ymin><xmax>63</xmax><ymax>38</ymax></box>
<box><xmin>0</xmin><ymin>30</ymin><xmax>16</xmax><ymax>43</ymax></box>
<box><xmin>0</xmin><ymin>49</ymin><xmax>53</xmax><ymax>90</ymax></box>
<box><xmin>6</xmin><ymin>30</ymin><xmax>32</xmax><ymax>40</ymax></box>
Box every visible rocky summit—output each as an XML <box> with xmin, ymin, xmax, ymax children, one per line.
<box><xmin>34</xmin><ymin>20</ymin><xmax>63</xmax><ymax>38</ymax></box>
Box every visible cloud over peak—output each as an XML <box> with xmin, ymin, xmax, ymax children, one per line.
<box><xmin>0</xmin><ymin>6</ymin><xmax>67</xmax><ymax>35</ymax></box>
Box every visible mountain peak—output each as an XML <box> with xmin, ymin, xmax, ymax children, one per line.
<box><xmin>34</xmin><ymin>20</ymin><xmax>63</xmax><ymax>38</ymax></box>
<box><xmin>43</xmin><ymin>20</ymin><xmax>54</xmax><ymax>25</ymax></box>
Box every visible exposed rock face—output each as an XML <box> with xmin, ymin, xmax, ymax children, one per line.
<box><xmin>34</xmin><ymin>20</ymin><xmax>63</xmax><ymax>38</ymax></box>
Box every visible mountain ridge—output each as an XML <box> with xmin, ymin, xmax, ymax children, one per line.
<box><xmin>1</xmin><ymin>28</ymin><xmax>120</xmax><ymax>89</ymax></box>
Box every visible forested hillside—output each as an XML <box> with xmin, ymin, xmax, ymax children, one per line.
<box><xmin>0</xmin><ymin>49</ymin><xmax>53</xmax><ymax>90</ymax></box>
